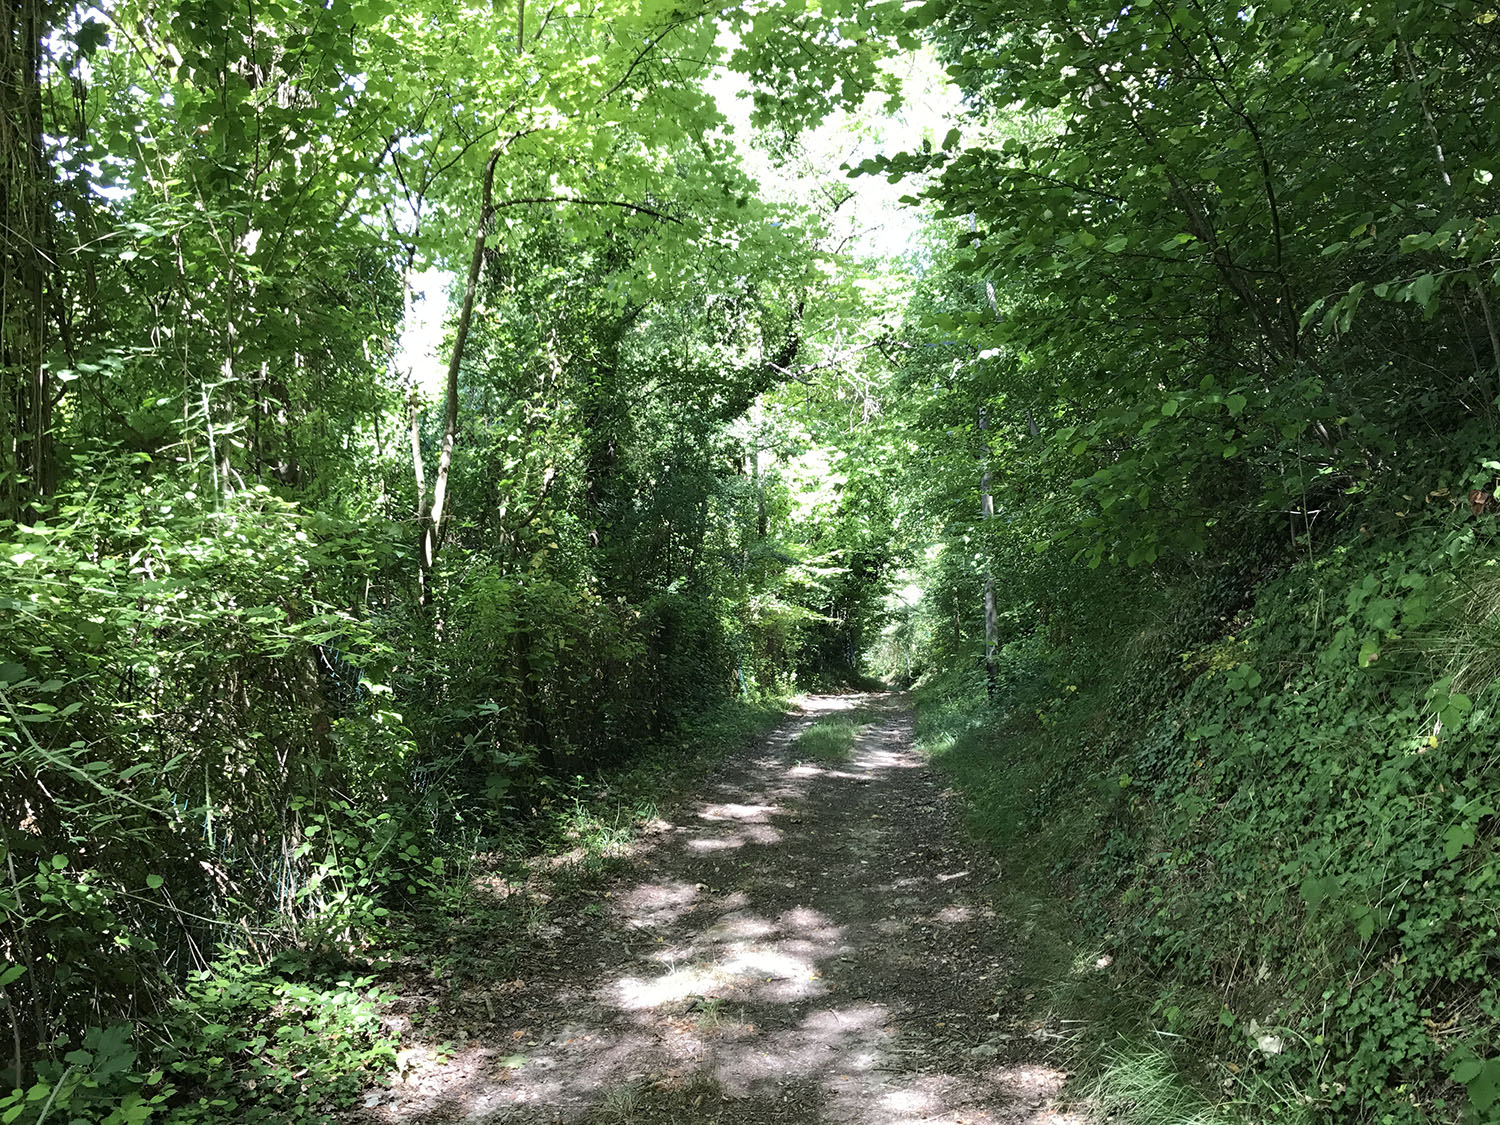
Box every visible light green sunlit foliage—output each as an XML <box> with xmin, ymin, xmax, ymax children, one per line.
<box><xmin>0</xmin><ymin>0</ymin><xmax>905</xmax><ymax>1117</ymax></box>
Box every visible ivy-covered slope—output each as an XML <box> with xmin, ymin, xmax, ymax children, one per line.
<box><xmin>913</xmin><ymin>441</ymin><xmax>1500</xmax><ymax>1123</ymax></box>
<box><xmin>858</xmin><ymin>3</ymin><xmax>1500</xmax><ymax>1117</ymax></box>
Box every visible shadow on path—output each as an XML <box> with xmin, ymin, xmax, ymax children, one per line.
<box><xmin>359</xmin><ymin>694</ymin><xmax>1083</xmax><ymax>1125</ymax></box>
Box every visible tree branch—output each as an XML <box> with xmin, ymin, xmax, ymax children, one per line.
<box><xmin>492</xmin><ymin>195</ymin><xmax>684</xmax><ymax>224</ymax></box>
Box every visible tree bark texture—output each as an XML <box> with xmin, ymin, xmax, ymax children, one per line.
<box><xmin>1</xmin><ymin>0</ymin><xmax>54</xmax><ymax>520</ymax></box>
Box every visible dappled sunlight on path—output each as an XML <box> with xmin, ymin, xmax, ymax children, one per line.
<box><xmin>357</xmin><ymin>695</ymin><xmax>1083</xmax><ymax>1125</ymax></box>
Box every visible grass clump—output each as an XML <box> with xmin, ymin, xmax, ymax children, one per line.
<box><xmin>795</xmin><ymin>714</ymin><xmax>860</xmax><ymax>760</ymax></box>
<box><xmin>1083</xmin><ymin>1049</ymin><xmax>1230</xmax><ymax>1125</ymax></box>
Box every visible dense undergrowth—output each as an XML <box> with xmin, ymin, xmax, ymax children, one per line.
<box><xmin>2</xmin><ymin>0</ymin><xmax>899</xmax><ymax>1114</ymax></box>
<box><xmin>915</xmin><ymin>452</ymin><xmax>1500</xmax><ymax>1124</ymax></box>
<box><xmin>1</xmin><ymin>689</ymin><xmax>785</xmax><ymax>1124</ymax></box>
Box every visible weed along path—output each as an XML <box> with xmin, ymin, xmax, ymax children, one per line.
<box><xmin>358</xmin><ymin>695</ymin><xmax>1083</xmax><ymax>1125</ymax></box>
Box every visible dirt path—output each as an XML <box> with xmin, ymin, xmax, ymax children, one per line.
<box><xmin>361</xmin><ymin>695</ymin><xmax>1082</xmax><ymax>1125</ymax></box>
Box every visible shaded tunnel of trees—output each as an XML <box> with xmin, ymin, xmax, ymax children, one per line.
<box><xmin>6</xmin><ymin>0</ymin><xmax>1500</xmax><ymax>1121</ymax></box>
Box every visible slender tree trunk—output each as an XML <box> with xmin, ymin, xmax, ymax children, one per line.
<box><xmin>978</xmin><ymin>408</ymin><xmax>997</xmax><ymax>696</ymax></box>
<box><xmin>417</xmin><ymin>148</ymin><xmax>502</xmax><ymax>600</ymax></box>
<box><xmin>1</xmin><ymin>0</ymin><xmax>53</xmax><ymax>521</ymax></box>
<box><xmin>750</xmin><ymin>443</ymin><xmax>766</xmax><ymax>538</ymax></box>
<box><xmin>408</xmin><ymin>387</ymin><xmax>429</xmax><ymax>601</ymax></box>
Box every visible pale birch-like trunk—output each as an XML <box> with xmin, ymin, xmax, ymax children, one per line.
<box><xmin>417</xmin><ymin>148</ymin><xmax>502</xmax><ymax>602</ymax></box>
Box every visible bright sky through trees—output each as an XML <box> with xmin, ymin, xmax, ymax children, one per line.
<box><xmin>706</xmin><ymin>46</ymin><xmax>963</xmax><ymax>260</ymax></box>
<box><xmin>399</xmin><ymin>47</ymin><xmax>961</xmax><ymax>397</ymax></box>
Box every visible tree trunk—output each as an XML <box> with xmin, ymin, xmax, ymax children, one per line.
<box><xmin>978</xmin><ymin>408</ymin><xmax>997</xmax><ymax>696</ymax></box>
<box><xmin>408</xmin><ymin>387</ymin><xmax>429</xmax><ymax>602</ymax></box>
<box><xmin>417</xmin><ymin>148</ymin><xmax>502</xmax><ymax>600</ymax></box>
<box><xmin>752</xmin><ymin>446</ymin><xmax>767</xmax><ymax>539</ymax></box>
<box><xmin>1</xmin><ymin>0</ymin><xmax>54</xmax><ymax>521</ymax></box>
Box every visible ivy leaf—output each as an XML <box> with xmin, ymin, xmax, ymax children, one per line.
<box><xmin>1299</xmin><ymin>875</ymin><xmax>1337</xmax><ymax>909</ymax></box>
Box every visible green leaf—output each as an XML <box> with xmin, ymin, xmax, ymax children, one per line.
<box><xmin>1299</xmin><ymin>875</ymin><xmax>1335</xmax><ymax>909</ymax></box>
<box><xmin>146</xmin><ymin>874</ymin><xmax>165</xmax><ymax>890</ymax></box>
<box><xmin>75</xmin><ymin>17</ymin><xmax>110</xmax><ymax>57</ymax></box>
<box><xmin>1299</xmin><ymin>297</ymin><xmax>1327</xmax><ymax>332</ymax></box>
<box><xmin>1470</xmin><ymin>1059</ymin><xmax>1500</xmax><ymax>1111</ymax></box>
<box><xmin>1453</xmin><ymin>1058</ymin><xmax>1484</xmax><ymax>1085</ymax></box>
<box><xmin>1410</xmin><ymin>272</ymin><xmax>1438</xmax><ymax>310</ymax></box>
<box><xmin>1444</xmin><ymin>823</ymin><xmax>1475</xmax><ymax>861</ymax></box>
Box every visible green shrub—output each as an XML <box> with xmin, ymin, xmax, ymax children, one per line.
<box><xmin>0</xmin><ymin>1022</ymin><xmax>170</xmax><ymax>1125</ymax></box>
<box><xmin>159</xmin><ymin>953</ymin><xmax>397</xmax><ymax>1124</ymax></box>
